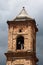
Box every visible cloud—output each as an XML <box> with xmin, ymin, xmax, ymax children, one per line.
<box><xmin>0</xmin><ymin>0</ymin><xmax>43</xmax><ymax>65</ymax></box>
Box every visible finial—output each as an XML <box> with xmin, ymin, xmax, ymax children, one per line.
<box><xmin>23</xmin><ymin>7</ymin><xmax>25</xmax><ymax>9</ymax></box>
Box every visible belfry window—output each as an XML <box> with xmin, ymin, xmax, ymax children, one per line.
<box><xmin>16</xmin><ymin>36</ymin><xmax>24</xmax><ymax>50</ymax></box>
<box><xmin>19</xmin><ymin>29</ymin><xmax>22</xmax><ymax>32</ymax></box>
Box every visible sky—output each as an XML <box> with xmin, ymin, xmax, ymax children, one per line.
<box><xmin>0</xmin><ymin>0</ymin><xmax>43</xmax><ymax>65</ymax></box>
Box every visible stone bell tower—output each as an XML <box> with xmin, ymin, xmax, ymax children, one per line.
<box><xmin>5</xmin><ymin>7</ymin><xmax>38</xmax><ymax>65</ymax></box>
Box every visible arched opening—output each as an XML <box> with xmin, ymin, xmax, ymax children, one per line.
<box><xmin>16</xmin><ymin>35</ymin><xmax>24</xmax><ymax>50</ymax></box>
<box><xmin>19</xmin><ymin>29</ymin><xmax>22</xmax><ymax>32</ymax></box>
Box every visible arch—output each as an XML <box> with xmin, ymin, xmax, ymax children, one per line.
<box><xmin>16</xmin><ymin>35</ymin><xmax>24</xmax><ymax>50</ymax></box>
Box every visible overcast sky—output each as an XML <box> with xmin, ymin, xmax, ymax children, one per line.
<box><xmin>0</xmin><ymin>0</ymin><xmax>43</xmax><ymax>65</ymax></box>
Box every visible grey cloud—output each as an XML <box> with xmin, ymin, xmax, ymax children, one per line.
<box><xmin>0</xmin><ymin>0</ymin><xmax>43</xmax><ymax>65</ymax></box>
<box><xmin>36</xmin><ymin>36</ymin><xmax>43</xmax><ymax>65</ymax></box>
<box><xmin>0</xmin><ymin>31</ymin><xmax>8</xmax><ymax>47</ymax></box>
<box><xmin>0</xmin><ymin>0</ymin><xmax>9</xmax><ymax>11</ymax></box>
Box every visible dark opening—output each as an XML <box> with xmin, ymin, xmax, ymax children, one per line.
<box><xmin>19</xmin><ymin>29</ymin><xmax>22</xmax><ymax>32</ymax></box>
<box><xmin>16</xmin><ymin>36</ymin><xmax>24</xmax><ymax>50</ymax></box>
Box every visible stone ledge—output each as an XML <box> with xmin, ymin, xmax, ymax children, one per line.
<box><xmin>5</xmin><ymin>51</ymin><xmax>38</xmax><ymax>62</ymax></box>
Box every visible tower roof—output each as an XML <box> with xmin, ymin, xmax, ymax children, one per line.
<box><xmin>14</xmin><ymin>7</ymin><xmax>33</xmax><ymax>21</ymax></box>
<box><xmin>17</xmin><ymin>7</ymin><xmax>30</xmax><ymax>18</ymax></box>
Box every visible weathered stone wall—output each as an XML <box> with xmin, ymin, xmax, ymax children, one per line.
<box><xmin>8</xmin><ymin>24</ymin><xmax>13</xmax><ymax>51</ymax></box>
<box><xmin>6</xmin><ymin>59</ymin><xmax>35</xmax><ymax>65</ymax></box>
<box><xmin>8</xmin><ymin>23</ymin><xmax>36</xmax><ymax>52</ymax></box>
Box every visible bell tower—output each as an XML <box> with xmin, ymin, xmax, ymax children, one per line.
<box><xmin>5</xmin><ymin>7</ymin><xmax>38</xmax><ymax>65</ymax></box>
